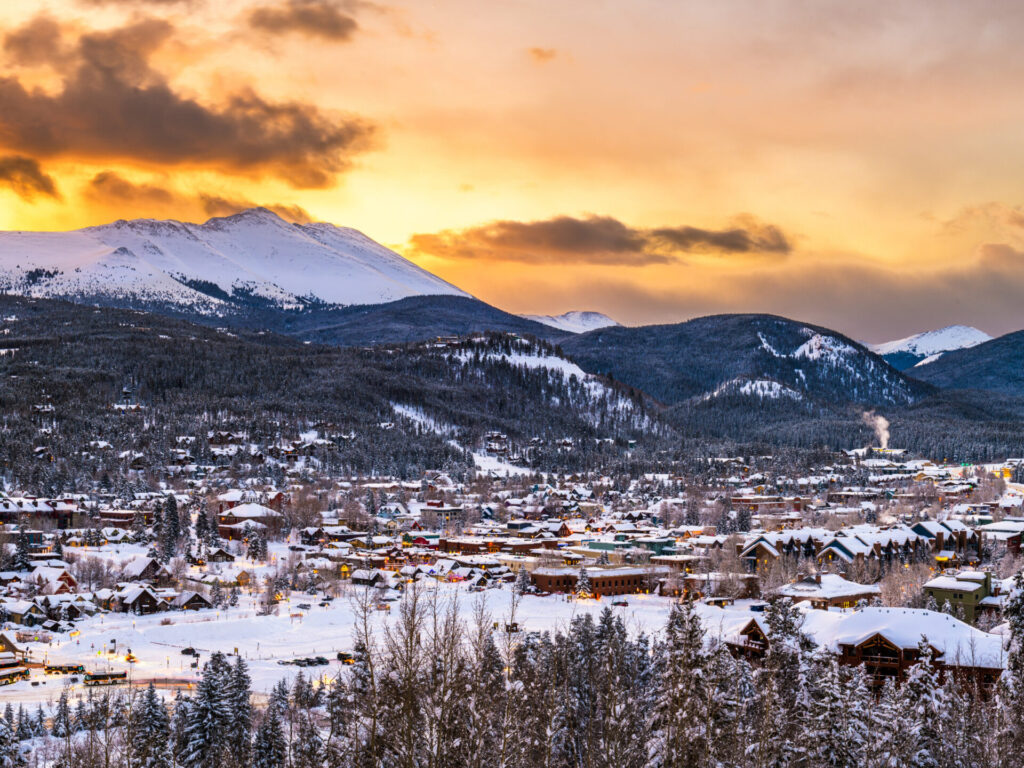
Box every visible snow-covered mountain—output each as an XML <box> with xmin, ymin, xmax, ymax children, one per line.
<box><xmin>0</xmin><ymin>208</ymin><xmax>468</xmax><ymax>313</ymax></box>
<box><xmin>520</xmin><ymin>310</ymin><xmax>619</xmax><ymax>334</ymax></box>
<box><xmin>869</xmin><ymin>325</ymin><xmax>992</xmax><ymax>370</ymax></box>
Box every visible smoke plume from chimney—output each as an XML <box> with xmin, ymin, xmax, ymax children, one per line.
<box><xmin>862</xmin><ymin>411</ymin><xmax>890</xmax><ymax>450</ymax></box>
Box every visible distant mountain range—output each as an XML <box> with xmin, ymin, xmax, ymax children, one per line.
<box><xmin>869</xmin><ymin>325</ymin><xmax>992</xmax><ymax>370</ymax></box>
<box><xmin>519</xmin><ymin>311</ymin><xmax>619</xmax><ymax>334</ymax></box>
<box><xmin>3</xmin><ymin>209</ymin><xmax>1024</xmax><ymax>457</ymax></box>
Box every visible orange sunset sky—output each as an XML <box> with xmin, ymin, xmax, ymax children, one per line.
<box><xmin>2</xmin><ymin>0</ymin><xmax>1024</xmax><ymax>341</ymax></box>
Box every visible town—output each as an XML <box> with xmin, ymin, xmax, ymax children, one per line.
<box><xmin>0</xmin><ymin>426</ymin><xmax>1022</xmax><ymax>764</ymax></box>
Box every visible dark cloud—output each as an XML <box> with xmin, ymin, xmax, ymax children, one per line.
<box><xmin>0</xmin><ymin>16</ymin><xmax>375</xmax><ymax>187</ymax></box>
<box><xmin>0</xmin><ymin>155</ymin><xmax>60</xmax><ymax>200</ymax></box>
<box><xmin>408</xmin><ymin>213</ymin><xmax>791</xmax><ymax>265</ymax></box>
<box><xmin>2</xmin><ymin>15</ymin><xmax>70</xmax><ymax>67</ymax></box>
<box><xmin>199</xmin><ymin>194</ymin><xmax>311</xmax><ymax>223</ymax></box>
<box><xmin>650</xmin><ymin>218</ymin><xmax>791</xmax><ymax>254</ymax></box>
<box><xmin>248</xmin><ymin>0</ymin><xmax>359</xmax><ymax>41</ymax></box>
<box><xmin>84</xmin><ymin>171</ymin><xmax>311</xmax><ymax>223</ymax></box>
<box><xmin>528</xmin><ymin>47</ymin><xmax>558</xmax><ymax>63</ymax></box>
<box><xmin>87</xmin><ymin>171</ymin><xmax>175</xmax><ymax>205</ymax></box>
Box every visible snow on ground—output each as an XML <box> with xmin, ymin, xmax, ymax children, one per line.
<box><xmin>0</xmin><ymin>582</ymin><xmax>679</xmax><ymax>706</ymax></box>
<box><xmin>470</xmin><ymin>451</ymin><xmax>533</xmax><ymax>477</ymax></box>
<box><xmin>392</xmin><ymin>403</ymin><xmax>458</xmax><ymax>436</ymax></box>
<box><xmin>701</xmin><ymin>378</ymin><xmax>803</xmax><ymax>402</ymax></box>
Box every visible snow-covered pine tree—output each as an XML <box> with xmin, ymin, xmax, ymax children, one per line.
<box><xmin>165</xmin><ymin>494</ymin><xmax>180</xmax><ymax>541</ymax></box>
<box><xmin>998</xmin><ymin>572</ymin><xmax>1024</xmax><ymax>759</ymax></box>
<box><xmin>226</xmin><ymin>656</ymin><xmax>253</xmax><ymax>768</ymax></box>
<box><xmin>647</xmin><ymin>600</ymin><xmax>708</xmax><ymax>768</ymax></box>
<box><xmin>291</xmin><ymin>714</ymin><xmax>324</xmax><ymax>768</ymax></box>
<box><xmin>13</xmin><ymin>708</ymin><xmax>27</xmax><ymax>743</ymax></box>
<box><xmin>0</xmin><ymin>714</ymin><xmax>22</xmax><ymax>768</ymax></box>
<box><xmin>229</xmin><ymin>585</ymin><xmax>240</xmax><ymax>607</ymax></box>
<box><xmin>31</xmin><ymin>706</ymin><xmax>44</xmax><ymax>739</ymax></box>
<box><xmin>133</xmin><ymin>683</ymin><xmax>172</xmax><ymax>768</ymax></box>
<box><xmin>181</xmin><ymin>652</ymin><xmax>232</xmax><ymax>768</ymax></box>
<box><xmin>252</xmin><ymin>706</ymin><xmax>287</xmax><ymax>768</ymax></box>
<box><xmin>514</xmin><ymin>566</ymin><xmax>532</xmax><ymax>595</ymax></box>
<box><xmin>51</xmin><ymin>690</ymin><xmax>72</xmax><ymax>738</ymax></box>
<box><xmin>13</xmin><ymin>528</ymin><xmax>31</xmax><ymax>572</ymax></box>
<box><xmin>574</xmin><ymin>567</ymin><xmax>592</xmax><ymax>598</ymax></box>
<box><xmin>903</xmin><ymin>638</ymin><xmax>947</xmax><ymax>768</ymax></box>
<box><xmin>210</xmin><ymin>581</ymin><xmax>224</xmax><ymax>609</ymax></box>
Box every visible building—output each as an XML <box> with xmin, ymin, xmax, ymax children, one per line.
<box><xmin>774</xmin><ymin>572</ymin><xmax>880</xmax><ymax>610</ymax></box>
<box><xmin>530</xmin><ymin>566</ymin><xmax>668</xmax><ymax>597</ymax></box>
<box><xmin>923</xmin><ymin>571</ymin><xmax>1000</xmax><ymax>622</ymax></box>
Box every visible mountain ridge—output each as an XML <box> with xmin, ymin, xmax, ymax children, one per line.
<box><xmin>0</xmin><ymin>207</ymin><xmax>468</xmax><ymax>313</ymax></box>
<box><xmin>869</xmin><ymin>324</ymin><xmax>992</xmax><ymax>370</ymax></box>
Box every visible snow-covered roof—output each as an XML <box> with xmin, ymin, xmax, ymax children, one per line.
<box><xmin>800</xmin><ymin>607</ymin><xmax>1005</xmax><ymax>669</ymax></box>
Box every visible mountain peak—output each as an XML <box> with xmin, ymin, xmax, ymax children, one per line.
<box><xmin>869</xmin><ymin>325</ymin><xmax>992</xmax><ymax>370</ymax></box>
<box><xmin>0</xmin><ymin>212</ymin><xmax>469</xmax><ymax>312</ymax></box>
<box><xmin>520</xmin><ymin>310</ymin><xmax>620</xmax><ymax>334</ymax></box>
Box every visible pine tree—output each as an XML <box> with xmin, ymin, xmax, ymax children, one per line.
<box><xmin>226</xmin><ymin>656</ymin><xmax>253</xmax><ymax>768</ymax></box>
<box><xmin>196</xmin><ymin>505</ymin><xmax>209</xmax><ymax>545</ymax></box>
<box><xmin>166</xmin><ymin>494</ymin><xmax>180</xmax><ymax>541</ymax></box>
<box><xmin>181</xmin><ymin>652</ymin><xmax>232</xmax><ymax>768</ymax></box>
<box><xmin>13</xmin><ymin>528</ymin><xmax>31</xmax><ymax>572</ymax></box>
<box><xmin>291</xmin><ymin>714</ymin><xmax>323</xmax><ymax>768</ymax></box>
<box><xmin>229</xmin><ymin>585</ymin><xmax>240</xmax><ymax>607</ymax></box>
<box><xmin>52</xmin><ymin>534</ymin><xmax>63</xmax><ymax>558</ymax></box>
<box><xmin>51</xmin><ymin>691</ymin><xmax>72</xmax><ymax>737</ymax></box>
<box><xmin>252</xmin><ymin>707</ymin><xmax>287</xmax><ymax>768</ymax></box>
<box><xmin>131</xmin><ymin>510</ymin><xmax>148</xmax><ymax>543</ymax></box>
<box><xmin>0</xmin><ymin>715</ymin><xmax>22</xmax><ymax>768</ymax></box>
<box><xmin>31</xmin><ymin>707</ymin><xmax>43</xmax><ymax>739</ymax></box>
<box><xmin>211</xmin><ymin>581</ymin><xmax>224</xmax><ymax>609</ymax></box>
<box><xmin>133</xmin><ymin>683</ymin><xmax>172</xmax><ymax>768</ymax></box>
<box><xmin>13</xmin><ymin>708</ymin><xmax>27</xmax><ymax>743</ymax></box>
<box><xmin>514</xmin><ymin>566</ymin><xmax>532</xmax><ymax>595</ymax></box>
<box><xmin>903</xmin><ymin>639</ymin><xmax>947</xmax><ymax>768</ymax></box>
<box><xmin>574</xmin><ymin>567</ymin><xmax>593</xmax><ymax>598</ymax></box>
<box><xmin>648</xmin><ymin>600</ymin><xmax>708</xmax><ymax>768</ymax></box>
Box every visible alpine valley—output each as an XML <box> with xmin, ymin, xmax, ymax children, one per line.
<box><xmin>0</xmin><ymin>209</ymin><xmax>1022</xmax><ymax>463</ymax></box>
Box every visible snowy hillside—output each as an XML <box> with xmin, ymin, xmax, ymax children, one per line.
<box><xmin>870</xmin><ymin>325</ymin><xmax>991</xmax><ymax>370</ymax></box>
<box><xmin>0</xmin><ymin>208</ymin><xmax>468</xmax><ymax>313</ymax></box>
<box><xmin>521</xmin><ymin>310</ymin><xmax>619</xmax><ymax>333</ymax></box>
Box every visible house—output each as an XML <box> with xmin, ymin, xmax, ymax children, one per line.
<box><xmin>218</xmin><ymin>502</ymin><xmax>281</xmax><ymax>538</ymax></box>
<box><xmin>351</xmin><ymin>569</ymin><xmax>384</xmax><ymax>586</ymax></box>
<box><xmin>774</xmin><ymin>572</ymin><xmax>881</xmax><ymax>610</ymax></box>
<box><xmin>207</xmin><ymin>548</ymin><xmax>236</xmax><ymax>563</ymax></box>
<box><xmin>0</xmin><ymin>600</ymin><xmax>46</xmax><ymax>626</ymax></box>
<box><xmin>923</xmin><ymin>571</ymin><xmax>999</xmax><ymax>622</ymax></box>
<box><xmin>801</xmin><ymin>606</ymin><xmax>1005</xmax><ymax>690</ymax></box>
<box><xmin>121</xmin><ymin>557</ymin><xmax>172</xmax><ymax>585</ymax></box>
<box><xmin>172</xmin><ymin>591</ymin><xmax>213</xmax><ymax>611</ymax></box>
<box><xmin>113</xmin><ymin>586</ymin><xmax>164</xmax><ymax>614</ymax></box>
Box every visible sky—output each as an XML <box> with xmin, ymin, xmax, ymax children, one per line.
<box><xmin>2</xmin><ymin>0</ymin><xmax>1024</xmax><ymax>342</ymax></box>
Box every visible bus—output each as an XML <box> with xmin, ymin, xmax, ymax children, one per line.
<box><xmin>0</xmin><ymin>668</ymin><xmax>29</xmax><ymax>686</ymax></box>
<box><xmin>45</xmin><ymin>664</ymin><xmax>86</xmax><ymax>675</ymax></box>
<box><xmin>83</xmin><ymin>671</ymin><xmax>128</xmax><ymax>687</ymax></box>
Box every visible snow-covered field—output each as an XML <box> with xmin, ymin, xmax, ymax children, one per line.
<box><xmin>0</xmin><ymin>581</ymin><xmax>679</xmax><ymax>706</ymax></box>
